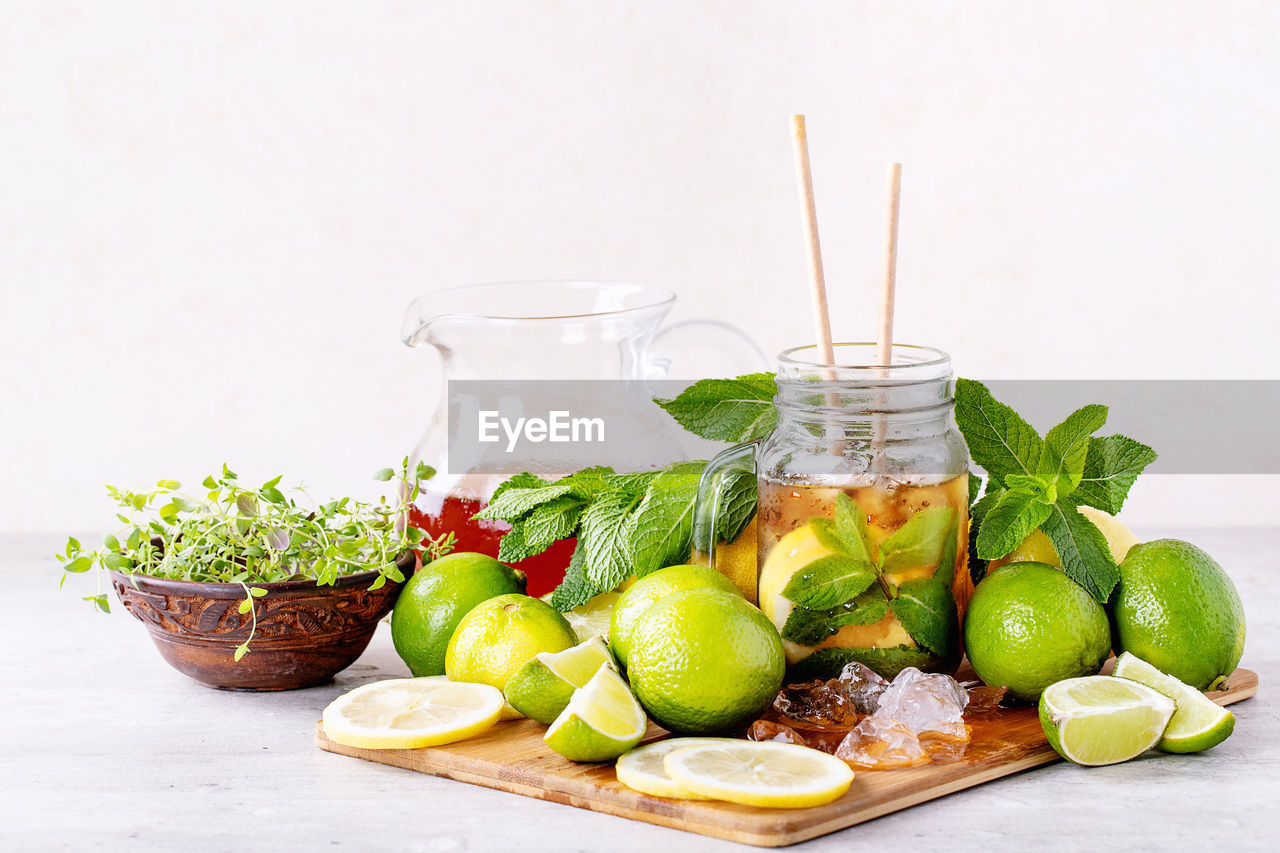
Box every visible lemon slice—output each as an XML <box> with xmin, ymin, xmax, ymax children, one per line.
<box><xmin>1039</xmin><ymin>675</ymin><xmax>1176</xmax><ymax>766</ymax></box>
<box><xmin>505</xmin><ymin>635</ymin><xmax>616</xmax><ymax>724</ymax></box>
<box><xmin>544</xmin><ymin>667</ymin><xmax>647</xmax><ymax>762</ymax></box>
<box><xmin>662</xmin><ymin>741</ymin><xmax>855</xmax><ymax>808</ymax></box>
<box><xmin>1113</xmin><ymin>652</ymin><xmax>1235</xmax><ymax>753</ymax></box>
<box><xmin>615</xmin><ymin>738</ymin><xmax>736</xmax><ymax>800</ymax></box>
<box><xmin>322</xmin><ymin>677</ymin><xmax>504</xmax><ymax>749</ymax></box>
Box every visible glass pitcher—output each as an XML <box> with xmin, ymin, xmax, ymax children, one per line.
<box><xmin>694</xmin><ymin>343</ymin><xmax>970</xmax><ymax>680</ymax></box>
<box><xmin>401</xmin><ymin>280</ymin><xmax>765</xmax><ymax>596</ymax></box>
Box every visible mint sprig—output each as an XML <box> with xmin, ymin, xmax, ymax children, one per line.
<box><xmin>478</xmin><ymin>461</ymin><xmax>756</xmax><ymax>611</ymax></box>
<box><xmin>779</xmin><ymin>495</ymin><xmax>958</xmax><ymax>657</ymax></box>
<box><xmin>955</xmin><ymin>379</ymin><xmax>1157</xmax><ymax>603</ymax></box>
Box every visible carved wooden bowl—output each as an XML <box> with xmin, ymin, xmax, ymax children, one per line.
<box><xmin>109</xmin><ymin>562</ymin><xmax>408</xmax><ymax>691</ymax></box>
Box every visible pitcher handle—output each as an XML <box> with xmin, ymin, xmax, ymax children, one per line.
<box><xmin>648</xmin><ymin>318</ymin><xmax>769</xmax><ymax>379</ymax></box>
<box><xmin>692</xmin><ymin>441</ymin><xmax>759</xmax><ymax>567</ymax></box>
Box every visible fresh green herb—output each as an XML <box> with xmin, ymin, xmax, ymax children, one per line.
<box><xmin>56</xmin><ymin>460</ymin><xmax>453</xmax><ymax>656</ymax></box>
<box><xmin>477</xmin><ymin>461</ymin><xmax>757</xmax><ymax>611</ymax></box>
<box><xmin>955</xmin><ymin>379</ymin><xmax>1157</xmax><ymax>602</ymax></box>
<box><xmin>653</xmin><ymin>373</ymin><xmax>778</xmax><ymax>443</ymax></box>
<box><xmin>779</xmin><ymin>494</ymin><xmax>958</xmax><ymax>653</ymax></box>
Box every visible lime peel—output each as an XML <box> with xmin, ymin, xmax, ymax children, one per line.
<box><xmin>1113</xmin><ymin>652</ymin><xmax>1236</xmax><ymax>753</ymax></box>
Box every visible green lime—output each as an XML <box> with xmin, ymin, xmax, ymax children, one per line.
<box><xmin>444</xmin><ymin>593</ymin><xmax>578</xmax><ymax>695</ymax></box>
<box><xmin>504</xmin><ymin>636</ymin><xmax>616</xmax><ymax>724</ymax></box>
<box><xmin>544</xmin><ymin>667</ymin><xmax>648</xmax><ymax>762</ymax></box>
<box><xmin>1112</xmin><ymin>652</ymin><xmax>1235</xmax><ymax>753</ymax></box>
<box><xmin>1038</xmin><ymin>675</ymin><xmax>1175</xmax><ymax>766</ymax></box>
<box><xmin>625</xmin><ymin>588</ymin><xmax>785</xmax><ymax>734</ymax></box>
<box><xmin>1112</xmin><ymin>539</ymin><xmax>1246</xmax><ymax>691</ymax></box>
<box><xmin>610</xmin><ymin>564</ymin><xmax>740</xmax><ymax>668</ymax></box>
<box><xmin>390</xmin><ymin>552</ymin><xmax>526</xmax><ymax>676</ymax></box>
<box><xmin>963</xmin><ymin>562</ymin><xmax>1111</xmax><ymax>703</ymax></box>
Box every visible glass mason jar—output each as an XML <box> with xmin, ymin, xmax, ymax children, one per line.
<box><xmin>694</xmin><ymin>343</ymin><xmax>970</xmax><ymax>681</ymax></box>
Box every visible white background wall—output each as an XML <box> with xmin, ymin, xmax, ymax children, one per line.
<box><xmin>3</xmin><ymin>0</ymin><xmax>1277</xmax><ymax>533</ymax></box>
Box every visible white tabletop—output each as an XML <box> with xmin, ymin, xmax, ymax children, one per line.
<box><xmin>2</xmin><ymin>529</ymin><xmax>1274</xmax><ymax>852</ymax></box>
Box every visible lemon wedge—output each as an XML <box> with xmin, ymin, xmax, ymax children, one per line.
<box><xmin>322</xmin><ymin>677</ymin><xmax>504</xmax><ymax>749</ymax></box>
<box><xmin>662</xmin><ymin>741</ymin><xmax>854</xmax><ymax>808</ymax></box>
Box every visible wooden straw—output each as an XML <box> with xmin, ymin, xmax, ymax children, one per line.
<box><xmin>878</xmin><ymin>162</ymin><xmax>902</xmax><ymax>368</ymax></box>
<box><xmin>789</xmin><ymin>115</ymin><xmax>836</xmax><ymax>370</ymax></box>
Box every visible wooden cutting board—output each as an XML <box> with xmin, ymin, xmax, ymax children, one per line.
<box><xmin>315</xmin><ymin>667</ymin><xmax>1257</xmax><ymax>847</ymax></box>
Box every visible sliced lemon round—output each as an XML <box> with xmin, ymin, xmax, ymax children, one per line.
<box><xmin>322</xmin><ymin>677</ymin><xmax>504</xmax><ymax>749</ymax></box>
<box><xmin>1039</xmin><ymin>675</ymin><xmax>1175</xmax><ymax>766</ymax></box>
<box><xmin>615</xmin><ymin>737</ymin><xmax>736</xmax><ymax>800</ymax></box>
<box><xmin>505</xmin><ymin>635</ymin><xmax>616</xmax><ymax>724</ymax></box>
<box><xmin>1112</xmin><ymin>652</ymin><xmax>1235</xmax><ymax>753</ymax></box>
<box><xmin>544</xmin><ymin>667</ymin><xmax>648</xmax><ymax>762</ymax></box>
<box><xmin>662</xmin><ymin>741</ymin><xmax>855</xmax><ymax>808</ymax></box>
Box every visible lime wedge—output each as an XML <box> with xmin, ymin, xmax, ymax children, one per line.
<box><xmin>1039</xmin><ymin>675</ymin><xmax>1175</xmax><ymax>766</ymax></box>
<box><xmin>565</xmin><ymin>592</ymin><xmax>622</xmax><ymax>643</ymax></box>
<box><xmin>1113</xmin><ymin>652</ymin><xmax>1236</xmax><ymax>753</ymax></box>
<box><xmin>615</xmin><ymin>738</ymin><xmax>736</xmax><ymax>800</ymax></box>
<box><xmin>322</xmin><ymin>677</ymin><xmax>504</xmax><ymax>749</ymax></box>
<box><xmin>544</xmin><ymin>667</ymin><xmax>647</xmax><ymax>762</ymax></box>
<box><xmin>662</xmin><ymin>741</ymin><xmax>854</xmax><ymax>808</ymax></box>
<box><xmin>505</xmin><ymin>635</ymin><xmax>616</xmax><ymax>724</ymax></box>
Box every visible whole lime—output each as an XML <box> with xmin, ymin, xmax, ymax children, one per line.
<box><xmin>1112</xmin><ymin>539</ymin><xmax>1245</xmax><ymax>690</ymax></box>
<box><xmin>390</xmin><ymin>552</ymin><xmax>526</xmax><ymax>676</ymax></box>
<box><xmin>444</xmin><ymin>593</ymin><xmax>578</xmax><ymax>692</ymax></box>
<box><xmin>963</xmin><ymin>562</ymin><xmax>1111</xmax><ymax>703</ymax></box>
<box><xmin>625</xmin><ymin>588</ymin><xmax>785</xmax><ymax>734</ymax></box>
<box><xmin>609</xmin><ymin>564</ymin><xmax>740</xmax><ymax>668</ymax></box>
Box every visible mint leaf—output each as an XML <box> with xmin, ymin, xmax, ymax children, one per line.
<box><xmin>832</xmin><ymin>493</ymin><xmax>874</xmax><ymax>564</ymax></box>
<box><xmin>549</xmin><ymin>546</ymin><xmax>594</xmax><ymax>611</ymax></box>
<box><xmin>489</xmin><ymin>472</ymin><xmax>548</xmax><ymax>504</ymax></box>
<box><xmin>888</xmin><ymin>577</ymin><xmax>958</xmax><ymax>659</ymax></box>
<box><xmin>975</xmin><ymin>488</ymin><xmax>1054</xmax><ymax>560</ymax></box>
<box><xmin>1072</xmin><ymin>435</ymin><xmax>1158</xmax><ymax>515</ymax></box>
<box><xmin>781</xmin><ymin>588</ymin><xmax>888</xmax><ymax>646</ymax></box>
<box><xmin>579</xmin><ymin>489</ymin><xmax>644</xmax><ymax>589</ymax></box>
<box><xmin>475</xmin><ymin>482</ymin><xmax>574</xmax><ymax>522</ymax></box>
<box><xmin>934</xmin><ymin>508</ymin><xmax>962</xmax><ymax>587</ymax></box>
<box><xmin>521</xmin><ymin>496</ymin><xmax>584</xmax><ymax>554</ymax></box>
<box><xmin>1038</xmin><ymin>404</ymin><xmax>1108</xmax><ymax>495</ymax></box>
<box><xmin>878</xmin><ymin>506</ymin><xmax>955</xmax><ymax>575</ymax></box>
<box><xmin>709</xmin><ymin>467</ymin><xmax>758</xmax><ymax>543</ymax></box>
<box><xmin>626</xmin><ymin>462</ymin><xmax>703</xmax><ymax>578</ymax></box>
<box><xmin>654</xmin><ymin>373</ymin><xmax>778</xmax><ymax>443</ymax></box>
<box><xmin>954</xmin><ymin>378</ymin><xmax>1043</xmax><ymax>486</ymax></box>
<box><xmin>780</xmin><ymin>554</ymin><xmax>878</xmax><ymax>610</ymax></box>
<box><xmin>968</xmin><ymin>473</ymin><xmax>982</xmax><ymax>504</ymax></box>
<box><xmin>1040</xmin><ymin>499</ymin><xmax>1120</xmax><ymax>603</ymax></box>
<box><xmin>496</xmin><ymin>522</ymin><xmax>532</xmax><ymax>563</ymax></box>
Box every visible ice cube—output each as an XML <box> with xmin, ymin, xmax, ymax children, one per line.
<box><xmin>747</xmin><ymin>719</ymin><xmax>808</xmax><ymax>746</ymax></box>
<box><xmin>872</xmin><ymin>666</ymin><xmax>969</xmax><ymax>740</ymax></box>
<box><xmin>836</xmin><ymin>661</ymin><xmax>890</xmax><ymax>714</ymax></box>
<box><xmin>835</xmin><ymin>716</ymin><xmax>929</xmax><ymax>770</ymax></box>
<box><xmin>773</xmin><ymin>679</ymin><xmax>861</xmax><ymax>727</ymax></box>
<box><xmin>963</xmin><ymin>684</ymin><xmax>1008</xmax><ymax>715</ymax></box>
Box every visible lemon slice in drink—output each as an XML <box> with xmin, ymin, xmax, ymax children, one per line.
<box><xmin>662</xmin><ymin>741</ymin><xmax>854</xmax><ymax>808</ymax></box>
<box><xmin>1038</xmin><ymin>675</ymin><xmax>1176</xmax><ymax>766</ymax></box>
<box><xmin>615</xmin><ymin>738</ymin><xmax>736</xmax><ymax>800</ymax></box>
<box><xmin>1113</xmin><ymin>652</ymin><xmax>1236</xmax><ymax>753</ymax></box>
<box><xmin>322</xmin><ymin>677</ymin><xmax>504</xmax><ymax>749</ymax></box>
<box><xmin>505</xmin><ymin>635</ymin><xmax>616</xmax><ymax>724</ymax></box>
<box><xmin>544</xmin><ymin>667</ymin><xmax>648</xmax><ymax>762</ymax></box>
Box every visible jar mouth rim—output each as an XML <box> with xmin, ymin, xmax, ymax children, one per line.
<box><xmin>777</xmin><ymin>343</ymin><xmax>952</xmax><ymax>372</ymax></box>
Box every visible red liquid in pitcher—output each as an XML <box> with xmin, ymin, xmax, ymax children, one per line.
<box><xmin>409</xmin><ymin>495</ymin><xmax>575</xmax><ymax>598</ymax></box>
